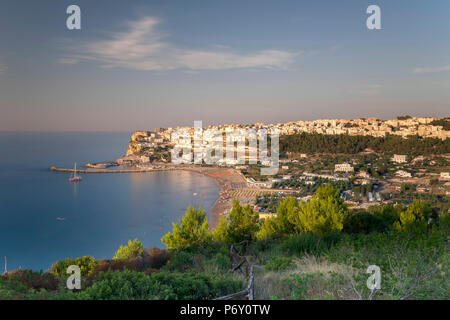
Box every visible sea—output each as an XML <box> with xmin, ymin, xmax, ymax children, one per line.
<box><xmin>0</xmin><ymin>132</ymin><xmax>220</xmax><ymax>271</ymax></box>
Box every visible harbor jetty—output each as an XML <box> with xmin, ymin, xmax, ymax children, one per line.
<box><xmin>49</xmin><ymin>166</ymin><xmax>177</xmax><ymax>173</ymax></box>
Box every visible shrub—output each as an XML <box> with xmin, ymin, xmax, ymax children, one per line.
<box><xmin>113</xmin><ymin>239</ymin><xmax>144</xmax><ymax>260</ymax></box>
<box><xmin>284</xmin><ymin>273</ymin><xmax>311</xmax><ymax>300</ymax></box>
<box><xmin>343</xmin><ymin>211</ymin><xmax>388</xmax><ymax>234</ymax></box>
<box><xmin>2</xmin><ymin>270</ymin><xmax>59</xmax><ymax>291</ymax></box>
<box><xmin>0</xmin><ymin>276</ymin><xmax>77</xmax><ymax>300</ymax></box>
<box><xmin>250</xmin><ymin>237</ymin><xmax>278</xmax><ymax>253</ymax></box>
<box><xmin>265</xmin><ymin>257</ymin><xmax>295</xmax><ymax>272</ymax></box>
<box><xmin>78</xmin><ymin>269</ymin><xmax>172</xmax><ymax>300</ymax></box>
<box><xmin>257</xmin><ymin>216</ymin><xmax>279</xmax><ymax>240</ymax></box>
<box><xmin>80</xmin><ymin>268</ymin><xmax>245</xmax><ymax>300</ymax></box>
<box><xmin>281</xmin><ymin>233</ymin><xmax>341</xmax><ymax>256</ymax></box>
<box><xmin>257</xmin><ymin>197</ymin><xmax>298</xmax><ymax>239</ymax></box>
<box><xmin>162</xmin><ymin>206</ymin><xmax>211</xmax><ymax>249</ymax></box>
<box><xmin>327</xmin><ymin>232</ymin><xmax>449</xmax><ymax>299</ymax></box>
<box><xmin>164</xmin><ymin>250</ymin><xmax>195</xmax><ymax>272</ymax></box>
<box><xmin>51</xmin><ymin>256</ymin><xmax>98</xmax><ymax>278</ymax></box>
<box><xmin>394</xmin><ymin>200</ymin><xmax>432</xmax><ymax>233</ymax></box>
<box><xmin>213</xmin><ymin>200</ymin><xmax>261</xmax><ymax>244</ymax></box>
<box><xmin>289</xmin><ymin>185</ymin><xmax>346</xmax><ymax>235</ymax></box>
<box><xmin>371</xmin><ymin>204</ymin><xmax>400</xmax><ymax>227</ymax></box>
<box><xmin>144</xmin><ymin>268</ymin><xmax>160</xmax><ymax>276</ymax></box>
<box><xmin>213</xmin><ymin>252</ymin><xmax>232</xmax><ymax>272</ymax></box>
<box><xmin>150</xmin><ymin>271</ymin><xmax>245</xmax><ymax>300</ymax></box>
<box><xmin>143</xmin><ymin>247</ymin><xmax>171</xmax><ymax>269</ymax></box>
<box><xmin>93</xmin><ymin>258</ymin><xmax>145</xmax><ymax>275</ymax></box>
<box><xmin>438</xmin><ymin>211</ymin><xmax>450</xmax><ymax>232</ymax></box>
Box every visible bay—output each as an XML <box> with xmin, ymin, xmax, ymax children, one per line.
<box><xmin>0</xmin><ymin>132</ymin><xmax>219</xmax><ymax>271</ymax></box>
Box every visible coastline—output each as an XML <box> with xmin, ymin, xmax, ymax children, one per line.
<box><xmin>181</xmin><ymin>167</ymin><xmax>248</xmax><ymax>229</ymax></box>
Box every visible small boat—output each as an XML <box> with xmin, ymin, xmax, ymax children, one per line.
<box><xmin>56</xmin><ymin>217</ymin><xmax>66</xmax><ymax>221</ymax></box>
<box><xmin>69</xmin><ymin>162</ymin><xmax>82</xmax><ymax>182</ymax></box>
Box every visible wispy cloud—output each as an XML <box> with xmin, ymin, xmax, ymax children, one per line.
<box><xmin>349</xmin><ymin>84</ymin><xmax>382</xmax><ymax>96</ymax></box>
<box><xmin>0</xmin><ymin>61</ymin><xmax>6</xmax><ymax>74</ymax></box>
<box><xmin>61</xmin><ymin>17</ymin><xmax>297</xmax><ymax>71</ymax></box>
<box><xmin>413</xmin><ymin>65</ymin><xmax>450</xmax><ymax>74</ymax></box>
<box><xmin>57</xmin><ymin>58</ymin><xmax>79</xmax><ymax>65</ymax></box>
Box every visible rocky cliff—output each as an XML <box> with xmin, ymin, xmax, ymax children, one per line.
<box><xmin>126</xmin><ymin>131</ymin><xmax>151</xmax><ymax>156</ymax></box>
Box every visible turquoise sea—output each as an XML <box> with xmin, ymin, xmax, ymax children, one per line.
<box><xmin>0</xmin><ymin>132</ymin><xmax>219</xmax><ymax>271</ymax></box>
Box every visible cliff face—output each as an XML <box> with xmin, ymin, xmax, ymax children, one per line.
<box><xmin>121</xmin><ymin>130</ymin><xmax>172</xmax><ymax>164</ymax></box>
<box><xmin>126</xmin><ymin>131</ymin><xmax>150</xmax><ymax>156</ymax></box>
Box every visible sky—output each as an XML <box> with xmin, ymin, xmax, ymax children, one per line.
<box><xmin>0</xmin><ymin>0</ymin><xmax>449</xmax><ymax>132</ymax></box>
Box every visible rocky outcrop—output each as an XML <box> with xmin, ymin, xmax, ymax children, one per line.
<box><xmin>126</xmin><ymin>131</ymin><xmax>151</xmax><ymax>156</ymax></box>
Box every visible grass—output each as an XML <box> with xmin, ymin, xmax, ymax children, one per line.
<box><xmin>2</xmin><ymin>214</ymin><xmax>448</xmax><ymax>300</ymax></box>
<box><xmin>247</xmin><ymin>215</ymin><xmax>450</xmax><ymax>300</ymax></box>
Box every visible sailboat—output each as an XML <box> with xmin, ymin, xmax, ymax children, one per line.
<box><xmin>69</xmin><ymin>162</ymin><xmax>82</xmax><ymax>182</ymax></box>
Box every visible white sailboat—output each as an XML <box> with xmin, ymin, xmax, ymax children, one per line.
<box><xmin>69</xmin><ymin>162</ymin><xmax>82</xmax><ymax>182</ymax></box>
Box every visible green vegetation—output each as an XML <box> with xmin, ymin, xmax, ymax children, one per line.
<box><xmin>251</xmin><ymin>219</ymin><xmax>449</xmax><ymax>299</ymax></box>
<box><xmin>78</xmin><ymin>269</ymin><xmax>243</xmax><ymax>300</ymax></box>
<box><xmin>342</xmin><ymin>211</ymin><xmax>388</xmax><ymax>234</ymax></box>
<box><xmin>369</xmin><ymin>204</ymin><xmax>400</xmax><ymax>226</ymax></box>
<box><xmin>258</xmin><ymin>185</ymin><xmax>347</xmax><ymax>239</ymax></box>
<box><xmin>51</xmin><ymin>256</ymin><xmax>98</xmax><ymax>278</ymax></box>
<box><xmin>280</xmin><ymin>233</ymin><xmax>342</xmax><ymax>256</ymax></box>
<box><xmin>394</xmin><ymin>200</ymin><xmax>434</xmax><ymax>233</ymax></box>
<box><xmin>430</xmin><ymin>118</ymin><xmax>450</xmax><ymax>131</ymax></box>
<box><xmin>162</xmin><ymin>206</ymin><xmax>211</xmax><ymax>249</ymax></box>
<box><xmin>214</xmin><ymin>200</ymin><xmax>261</xmax><ymax>244</ymax></box>
<box><xmin>1</xmin><ymin>187</ymin><xmax>448</xmax><ymax>300</ymax></box>
<box><xmin>280</xmin><ymin>133</ymin><xmax>450</xmax><ymax>155</ymax></box>
<box><xmin>291</xmin><ymin>185</ymin><xmax>346</xmax><ymax>235</ymax></box>
<box><xmin>113</xmin><ymin>239</ymin><xmax>143</xmax><ymax>261</ymax></box>
<box><xmin>264</xmin><ymin>257</ymin><xmax>295</xmax><ymax>272</ymax></box>
<box><xmin>272</xmin><ymin>178</ymin><xmax>350</xmax><ymax>195</ymax></box>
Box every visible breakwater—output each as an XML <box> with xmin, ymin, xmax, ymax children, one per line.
<box><xmin>49</xmin><ymin>166</ymin><xmax>177</xmax><ymax>173</ymax></box>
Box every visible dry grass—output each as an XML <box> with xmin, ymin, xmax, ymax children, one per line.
<box><xmin>254</xmin><ymin>255</ymin><xmax>362</xmax><ymax>300</ymax></box>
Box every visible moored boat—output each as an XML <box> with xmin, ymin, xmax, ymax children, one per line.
<box><xmin>69</xmin><ymin>162</ymin><xmax>82</xmax><ymax>182</ymax></box>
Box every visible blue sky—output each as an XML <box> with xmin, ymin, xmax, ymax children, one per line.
<box><xmin>0</xmin><ymin>0</ymin><xmax>449</xmax><ymax>131</ymax></box>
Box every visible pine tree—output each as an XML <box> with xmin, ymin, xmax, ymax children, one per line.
<box><xmin>162</xmin><ymin>206</ymin><xmax>211</xmax><ymax>249</ymax></box>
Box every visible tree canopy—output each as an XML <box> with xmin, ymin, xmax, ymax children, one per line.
<box><xmin>280</xmin><ymin>133</ymin><xmax>450</xmax><ymax>155</ymax></box>
<box><xmin>213</xmin><ymin>200</ymin><xmax>261</xmax><ymax>244</ymax></box>
<box><xmin>162</xmin><ymin>206</ymin><xmax>211</xmax><ymax>249</ymax></box>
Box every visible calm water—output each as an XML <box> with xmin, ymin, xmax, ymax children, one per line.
<box><xmin>0</xmin><ymin>132</ymin><xmax>219</xmax><ymax>271</ymax></box>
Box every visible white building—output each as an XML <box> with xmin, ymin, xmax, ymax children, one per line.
<box><xmin>357</xmin><ymin>171</ymin><xmax>371</xmax><ymax>178</ymax></box>
<box><xmin>395</xmin><ymin>170</ymin><xmax>412</xmax><ymax>178</ymax></box>
<box><xmin>335</xmin><ymin>163</ymin><xmax>354</xmax><ymax>173</ymax></box>
<box><xmin>440</xmin><ymin>172</ymin><xmax>450</xmax><ymax>180</ymax></box>
<box><xmin>247</xmin><ymin>177</ymin><xmax>272</xmax><ymax>189</ymax></box>
<box><xmin>392</xmin><ymin>154</ymin><xmax>407</xmax><ymax>163</ymax></box>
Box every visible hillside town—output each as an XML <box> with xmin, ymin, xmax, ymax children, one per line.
<box><xmin>119</xmin><ymin>116</ymin><xmax>449</xmax><ymax>164</ymax></box>
<box><xmin>111</xmin><ymin>117</ymin><xmax>450</xmax><ymax>216</ymax></box>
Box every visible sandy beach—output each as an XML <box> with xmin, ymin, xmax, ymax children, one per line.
<box><xmin>181</xmin><ymin>166</ymin><xmax>248</xmax><ymax>229</ymax></box>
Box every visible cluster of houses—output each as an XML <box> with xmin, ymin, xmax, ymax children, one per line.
<box><xmin>119</xmin><ymin>116</ymin><xmax>449</xmax><ymax>166</ymax></box>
